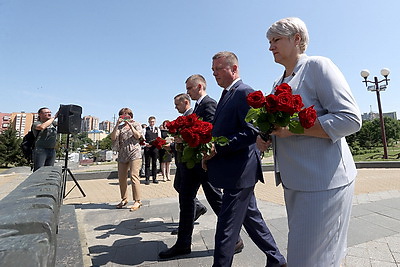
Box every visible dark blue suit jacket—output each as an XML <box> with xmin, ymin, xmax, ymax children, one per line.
<box><xmin>194</xmin><ymin>95</ymin><xmax>217</xmax><ymax>123</ymax></box>
<box><xmin>208</xmin><ymin>80</ymin><xmax>263</xmax><ymax>189</ymax></box>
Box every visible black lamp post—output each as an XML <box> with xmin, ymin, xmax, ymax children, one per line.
<box><xmin>360</xmin><ymin>68</ymin><xmax>390</xmax><ymax>159</ymax></box>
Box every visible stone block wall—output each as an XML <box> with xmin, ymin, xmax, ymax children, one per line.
<box><xmin>0</xmin><ymin>166</ymin><xmax>62</xmax><ymax>267</ymax></box>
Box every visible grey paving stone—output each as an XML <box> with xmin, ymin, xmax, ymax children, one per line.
<box><xmin>370</xmin><ymin>259</ymin><xmax>398</xmax><ymax>266</ymax></box>
<box><xmin>361</xmin><ymin>213</ymin><xmax>400</xmax><ymax>232</ymax></box>
<box><xmin>366</xmin><ymin>241</ymin><xmax>396</xmax><ymax>262</ymax></box>
<box><xmin>348</xmin><ymin>217</ymin><xmax>398</xmax><ymax>246</ymax></box>
<box><xmin>56</xmin><ymin>205</ymin><xmax>84</xmax><ymax>267</ymax></box>
<box><xmin>343</xmin><ymin>255</ymin><xmax>371</xmax><ymax>267</ymax></box>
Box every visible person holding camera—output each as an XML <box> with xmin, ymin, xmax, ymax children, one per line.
<box><xmin>111</xmin><ymin>108</ymin><xmax>143</xmax><ymax>211</ymax></box>
<box><xmin>32</xmin><ymin>107</ymin><xmax>59</xmax><ymax>172</ymax></box>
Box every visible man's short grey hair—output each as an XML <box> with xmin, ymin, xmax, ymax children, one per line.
<box><xmin>266</xmin><ymin>17</ymin><xmax>309</xmax><ymax>53</ymax></box>
<box><xmin>212</xmin><ymin>51</ymin><xmax>239</xmax><ymax>67</ymax></box>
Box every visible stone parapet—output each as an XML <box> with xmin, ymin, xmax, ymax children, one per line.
<box><xmin>0</xmin><ymin>166</ymin><xmax>62</xmax><ymax>267</ymax></box>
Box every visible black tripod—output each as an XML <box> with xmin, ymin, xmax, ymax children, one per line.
<box><xmin>61</xmin><ymin>134</ymin><xmax>86</xmax><ymax>200</ymax></box>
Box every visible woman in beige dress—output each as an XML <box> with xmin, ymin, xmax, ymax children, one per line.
<box><xmin>111</xmin><ymin>108</ymin><xmax>143</xmax><ymax>211</ymax></box>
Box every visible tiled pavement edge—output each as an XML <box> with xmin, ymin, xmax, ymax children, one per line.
<box><xmin>1</xmin><ymin>165</ymin><xmax>400</xmax><ymax>266</ymax></box>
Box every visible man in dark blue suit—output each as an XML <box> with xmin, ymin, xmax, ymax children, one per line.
<box><xmin>167</xmin><ymin>93</ymin><xmax>208</xmax><ymax>234</ymax></box>
<box><xmin>203</xmin><ymin>52</ymin><xmax>286</xmax><ymax>267</ymax></box>
<box><xmin>159</xmin><ymin>76</ymin><xmax>243</xmax><ymax>259</ymax></box>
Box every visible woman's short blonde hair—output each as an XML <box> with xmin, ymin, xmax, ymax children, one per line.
<box><xmin>266</xmin><ymin>17</ymin><xmax>309</xmax><ymax>53</ymax></box>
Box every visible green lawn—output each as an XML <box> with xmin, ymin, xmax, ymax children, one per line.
<box><xmin>353</xmin><ymin>146</ymin><xmax>400</xmax><ymax>161</ymax></box>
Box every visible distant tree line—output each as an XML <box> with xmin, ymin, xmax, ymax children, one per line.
<box><xmin>347</xmin><ymin>117</ymin><xmax>400</xmax><ymax>155</ymax></box>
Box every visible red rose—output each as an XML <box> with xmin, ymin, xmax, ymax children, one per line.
<box><xmin>185</xmin><ymin>113</ymin><xmax>199</xmax><ymax>127</ymax></box>
<box><xmin>246</xmin><ymin>90</ymin><xmax>266</xmax><ymax>108</ymax></box>
<box><xmin>195</xmin><ymin>121</ymin><xmax>213</xmax><ymax>144</ymax></box>
<box><xmin>151</xmin><ymin>137</ymin><xmax>167</xmax><ymax>149</ymax></box>
<box><xmin>265</xmin><ymin>94</ymin><xmax>278</xmax><ymax>113</ymax></box>
<box><xmin>274</xmin><ymin>83</ymin><xmax>292</xmax><ymax>96</ymax></box>
<box><xmin>181</xmin><ymin>128</ymin><xmax>201</xmax><ymax>147</ymax></box>
<box><xmin>172</xmin><ymin>115</ymin><xmax>189</xmax><ymax>133</ymax></box>
<box><xmin>291</xmin><ymin>94</ymin><xmax>304</xmax><ymax>113</ymax></box>
<box><xmin>176</xmin><ymin>116</ymin><xmax>187</xmax><ymax>128</ymax></box>
<box><xmin>276</xmin><ymin>92</ymin><xmax>295</xmax><ymax>114</ymax></box>
<box><xmin>299</xmin><ymin>105</ymin><xmax>317</xmax><ymax>129</ymax></box>
<box><xmin>139</xmin><ymin>138</ymin><xmax>146</xmax><ymax>146</ymax></box>
<box><xmin>166</xmin><ymin>120</ymin><xmax>179</xmax><ymax>134</ymax></box>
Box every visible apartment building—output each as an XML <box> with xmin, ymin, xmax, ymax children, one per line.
<box><xmin>81</xmin><ymin>115</ymin><xmax>99</xmax><ymax>132</ymax></box>
<box><xmin>361</xmin><ymin>111</ymin><xmax>397</xmax><ymax>121</ymax></box>
<box><xmin>9</xmin><ymin>112</ymin><xmax>37</xmax><ymax>137</ymax></box>
<box><xmin>99</xmin><ymin>120</ymin><xmax>113</xmax><ymax>133</ymax></box>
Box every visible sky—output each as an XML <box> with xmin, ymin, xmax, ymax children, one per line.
<box><xmin>1</xmin><ymin>0</ymin><xmax>399</xmax><ymax>127</ymax></box>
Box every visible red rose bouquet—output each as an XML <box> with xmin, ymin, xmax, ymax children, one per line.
<box><xmin>245</xmin><ymin>83</ymin><xmax>317</xmax><ymax>140</ymax></box>
<box><xmin>151</xmin><ymin>137</ymin><xmax>167</xmax><ymax>150</ymax></box>
<box><xmin>166</xmin><ymin>113</ymin><xmax>228</xmax><ymax>169</ymax></box>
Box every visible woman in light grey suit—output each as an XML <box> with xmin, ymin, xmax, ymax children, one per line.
<box><xmin>257</xmin><ymin>17</ymin><xmax>362</xmax><ymax>266</ymax></box>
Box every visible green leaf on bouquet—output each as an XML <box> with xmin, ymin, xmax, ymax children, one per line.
<box><xmin>275</xmin><ymin>112</ymin><xmax>291</xmax><ymax>126</ymax></box>
<box><xmin>245</xmin><ymin>108</ymin><xmax>261</xmax><ymax>123</ymax></box>
<box><xmin>258</xmin><ymin>120</ymin><xmax>272</xmax><ymax>133</ymax></box>
<box><xmin>266</xmin><ymin>112</ymin><xmax>276</xmax><ymax>123</ymax></box>
<box><xmin>212</xmin><ymin>136</ymin><xmax>229</xmax><ymax>146</ymax></box>
<box><xmin>289</xmin><ymin>120</ymin><xmax>304</xmax><ymax>134</ymax></box>
<box><xmin>182</xmin><ymin>146</ymin><xmax>195</xmax><ymax>162</ymax></box>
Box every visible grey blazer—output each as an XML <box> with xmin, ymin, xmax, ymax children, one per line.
<box><xmin>273</xmin><ymin>54</ymin><xmax>362</xmax><ymax>191</ymax></box>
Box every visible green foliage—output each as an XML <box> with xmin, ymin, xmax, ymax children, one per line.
<box><xmin>180</xmin><ymin>136</ymin><xmax>229</xmax><ymax>169</ymax></box>
<box><xmin>348</xmin><ymin>117</ymin><xmax>400</xmax><ymax>155</ymax></box>
<box><xmin>99</xmin><ymin>134</ymin><xmax>112</xmax><ymax>150</ymax></box>
<box><xmin>245</xmin><ymin>107</ymin><xmax>306</xmax><ymax>134</ymax></box>
<box><xmin>0</xmin><ymin>127</ymin><xmax>26</xmax><ymax>167</ymax></box>
<box><xmin>72</xmin><ymin>132</ymin><xmax>93</xmax><ymax>150</ymax></box>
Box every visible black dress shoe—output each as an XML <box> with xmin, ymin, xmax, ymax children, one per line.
<box><xmin>159</xmin><ymin>245</ymin><xmax>191</xmax><ymax>259</ymax></box>
<box><xmin>145</xmin><ymin>179</ymin><xmax>150</xmax><ymax>185</ymax></box>
<box><xmin>153</xmin><ymin>179</ymin><xmax>159</xmax><ymax>184</ymax></box>
<box><xmin>234</xmin><ymin>239</ymin><xmax>244</xmax><ymax>254</ymax></box>
<box><xmin>171</xmin><ymin>228</ymin><xmax>179</xmax><ymax>235</ymax></box>
<box><xmin>194</xmin><ymin>206</ymin><xmax>207</xmax><ymax>221</ymax></box>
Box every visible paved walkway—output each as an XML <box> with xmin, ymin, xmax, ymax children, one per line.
<box><xmin>1</xmin><ymin>163</ymin><xmax>400</xmax><ymax>266</ymax></box>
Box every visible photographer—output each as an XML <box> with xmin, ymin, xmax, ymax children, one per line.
<box><xmin>111</xmin><ymin>108</ymin><xmax>143</xmax><ymax>211</ymax></box>
<box><xmin>32</xmin><ymin>107</ymin><xmax>59</xmax><ymax>172</ymax></box>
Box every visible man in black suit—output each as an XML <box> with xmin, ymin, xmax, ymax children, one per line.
<box><xmin>203</xmin><ymin>52</ymin><xmax>286</xmax><ymax>267</ymax></box>
<box><xmin>159</xmin><ymin>76</ymin><xmax>243</xmax><ymax>259</ymax></box>
<box><xmin>144</xmin><ymin>116</ymin><xmax>161</xmax><ymax>185</ymax></box>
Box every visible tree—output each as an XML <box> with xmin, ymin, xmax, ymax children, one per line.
<box><xmin>72</xmin><ymin>132</ymin><xmax>93</xmax><ymax>150</ymax></box>
<box><xmin>383</xmin><ymin>117</ymin><xmax>400</xmax><ymax>145</ymax></box>
<box><xmin>0</xmin><ymin>127</ymin><xmax>26</xmax><ymax>167</ymax></box>
<box><xmin>348</xmin><ymin>117</ymin><xmax>400</xmax><ymax>153</ymax></box>
<box><xmin>99</xmin><ymin>134</ymin><xmax>112</xmax><ymax>150</ymax></box>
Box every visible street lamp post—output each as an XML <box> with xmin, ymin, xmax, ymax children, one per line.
<box><xmin>360</xmin><ymin>68</ymin><xmax>391</xmax><ymax>159</ymax></box>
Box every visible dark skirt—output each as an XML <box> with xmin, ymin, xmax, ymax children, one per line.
<box><xmin>159</xmin><ymin>149</ymin><xmax>172</xmax><ymax>163</ymax></box>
